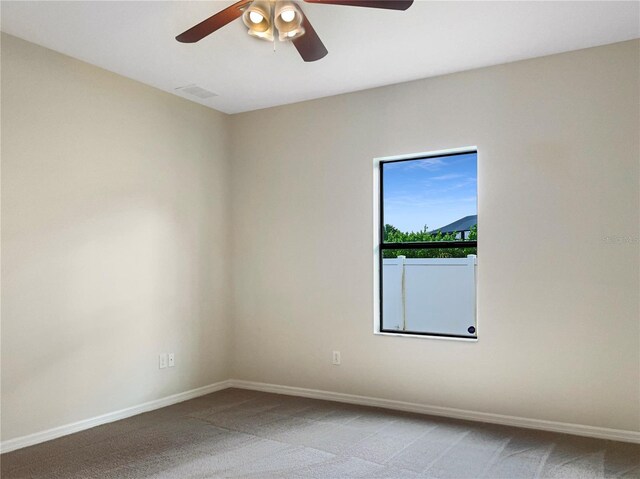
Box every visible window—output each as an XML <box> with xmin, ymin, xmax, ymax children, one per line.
<box><xmin>376</xmin><ymin>150</ymin><xmax>478</xmax><ymax>339</ymax></box>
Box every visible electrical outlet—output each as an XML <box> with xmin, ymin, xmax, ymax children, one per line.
<box><xmin>168</xmin><ymin>353</ymin><xmax>175</xmax><ymax>367</ymax></box>
<box><xmin>159</xmin><ymin>353</ymin><xmax>168</xmax><ymax>369</ymax></box>
<box><xmin>332</xmin><ymin>351</ymin><xmax>341</xmax><ymax>365</ymax></box>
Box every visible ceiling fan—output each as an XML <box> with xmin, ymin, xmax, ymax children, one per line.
<box><xmin>176</xmin><ymin>0</ymin><xmax>414</xmax><ymax>62</ymax></box>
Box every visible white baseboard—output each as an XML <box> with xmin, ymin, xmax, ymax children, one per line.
<box><xmin>3</xmin><ymin>378</ymin><xmax>638</xmax><ymax>453</ymax></box>
<box><xmin>0</xmin><ymin>380</ymin><xmax>232</xmax><ymax>454</ymax></box>
<box><xmin>228</xmin><ymin>379</ymin><xmax>640</xmax><ymax>444</ymax></box>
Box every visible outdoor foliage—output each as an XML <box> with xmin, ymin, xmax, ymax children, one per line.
<box><xmin>382</xmin><ymin>224</ymin><xmax>477</xmax><ymax>258</ymax></box>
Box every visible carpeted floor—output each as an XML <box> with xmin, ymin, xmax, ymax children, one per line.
<box><xmin>1</xmin><ymin>388</ymin><xmax>638</xmax><ymax>478</ymax></box>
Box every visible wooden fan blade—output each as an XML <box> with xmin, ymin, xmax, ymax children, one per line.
<box><xmin>292</xmin><ymin>13</ymin><xmax>328</xmax><ymax>62</ymax></box>
<box><xmin>176</xmin><ymin>0</ymin><xmax>252</xmax><ymax>43</ymax></box>
<box><xmin>304</xmin><ymin>0</ymin><xmax>413</xmax><ymax>10</ymax></box>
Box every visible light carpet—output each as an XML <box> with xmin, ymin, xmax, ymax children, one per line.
<box><xmin>1</xmin><ymin>388</ymin><xmax>638</xmax><ymax>478</ymax></box>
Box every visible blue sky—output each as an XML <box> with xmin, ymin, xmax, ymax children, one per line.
<box><xmin>383</xmin><ymin>153</ymin><xmax>477</xmax><ymax>233</ymax></box>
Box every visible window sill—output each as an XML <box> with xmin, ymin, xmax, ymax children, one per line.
<box><xmin>373</xmin><ymin>331</ymin><xmax>478</xmax><ymax>342</ymax></box>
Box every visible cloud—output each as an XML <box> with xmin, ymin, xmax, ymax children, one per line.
<box><xmin>385</xmin><ymin>194</ymin><xmax>477</xmax><ymax>208</ymax></box>
<box><xmin>430</xmin><ymin>174</ymin><xmax>463</xmax><ymax>181</ymax></box>
<box><xmin>387</xmin><ymin>158</ymin><xmax>444</xmax><ymax>171</ymax></box>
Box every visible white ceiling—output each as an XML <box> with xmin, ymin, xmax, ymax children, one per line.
<box><xmin>2</xmin><ymin>1</ymin><xmax>638</xmax><ymax>114</ymax></box>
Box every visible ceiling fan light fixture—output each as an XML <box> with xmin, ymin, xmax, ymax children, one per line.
<box><xmin>280</xmin><ymin>10</ymin><xmax>295</xmax><ymax>22</ymax></box>
<box><xmin>177</xmin><ymin>0</ymin><xmax>413</xmax><ymax>60</ymax></box>
<box><xmin>248</xmin><ymin>11</ymin><xmax>264</xmax><ymax>24</ymax></box>
<box><xmin>248</xmin><ymin>27</ymin><xmax>274</xmax><ymax>42</ymax></box>
<box><xmin>274</xmin><ymin>1</ymin><xmax>305</xmax><ymax>41</ymax></box>
<box><xmin>279</xmin><ymin>26</ymin><xmax>305</xmax><ymax>41</ymax></box>
<box><xmin>242</xmin><ymin>0</ymin><xmax>273</xmax><ymax>40</ymax></box>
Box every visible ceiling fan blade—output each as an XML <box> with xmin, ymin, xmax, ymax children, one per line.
<box><xmin>292</xmin><ymin>13</ymin><xmax>328</xmax><ymax>62</ymax></box>
<box><xmin>176</xmin><ymin>0</ymin><xmax>252</xmax><ymax>43</ymax></box>
<box><xmin>304</xmin><ymin>0</ymin><xmax>413</xmax><ymax>10</ymax></box>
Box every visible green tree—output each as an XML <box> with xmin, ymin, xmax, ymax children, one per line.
<box><xmin>382</xmin><ymin>224</ymin><xmax>477</xmax><ymax>259</ymax></box>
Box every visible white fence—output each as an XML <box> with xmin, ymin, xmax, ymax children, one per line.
<box><xmin>382</xmin><ymin>255</ymin><xmax>477</xmax><ymax>336</ymax></box>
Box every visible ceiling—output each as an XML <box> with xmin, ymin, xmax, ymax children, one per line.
<box><xmin>1</xmin><ymin>1</ymin><xmax>638</xmax><ymax>114</ymax></box>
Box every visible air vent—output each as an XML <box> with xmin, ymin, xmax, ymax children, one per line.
<box><xmin>174</xmin><ymin>84</ymin><xmax>218</xmax><ymax>100</ymax></box>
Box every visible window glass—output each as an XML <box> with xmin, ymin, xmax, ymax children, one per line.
<box><xmin>379</xmin><ymin>152</ymin><xmax>477</xmax><ymax>338</ymax></box>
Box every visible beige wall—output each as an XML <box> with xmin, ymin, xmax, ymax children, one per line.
<box><xmin>2</xmin><ymin>34</ymin><xmax>639</xmax><ymax>443</ymax></box>
<box><xmin>229</xmin><ymin>40</ymin><xmax>640</xmax><ymax>432</ymax></box>
<box><xmin>1</xmin><ymin>34</ymin><xmax>232</xmax><ymax>441</ymax></box>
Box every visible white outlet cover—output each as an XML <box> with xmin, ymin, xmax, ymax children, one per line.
<box><xmin>168</xmin><ymin>353</ymin><xmax>175</xmax><ymax>367</ymax></box>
